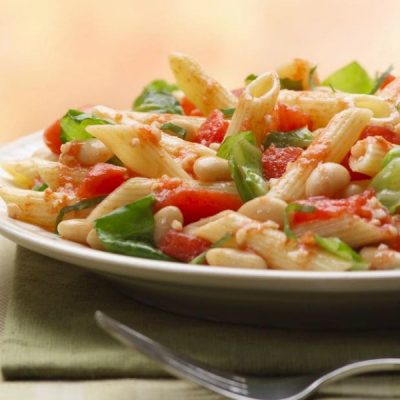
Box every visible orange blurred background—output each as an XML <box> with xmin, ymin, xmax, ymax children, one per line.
<box><xmin>1</xmin><ymin>0</ymin><xmax>400</xmax><ymax>143</ymax></box>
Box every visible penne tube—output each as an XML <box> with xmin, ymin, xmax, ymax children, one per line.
<box><xmin>266</xmin><ymin>107</ymin><xmax>373</xmax><ymax>202</ymax></box>
<box><xmin>360</xmin><ymin>245</ymin><xmax>400</xmax><ymax>270</ymax></box>
<box><xmin>87</xmin><ymin>123</ymin><xmax>192</xmax><ymax>180</ymax></box>
<box><xmin>225</xmin><ymin>72</ymin><xmax>280</xmax><ymax>144</ymax></box>
<box><xmin>293</xmin><ymin>214</ymin><xmax>397</xmax><ymax>248</ymax></box>
<box><xmin>349</xmin><ymin>136</ymin><xmax>395</xmax><ymax>177</ymax></box>
<box><xmin>240</xmin><ymin>222</ymin><xmax>356</xmax><ymax>271</ymax></box>
<box><xmin>205</xmin><ymin>248</ymin><xmax>267</xmax><ymax>269</ymax></box>
<box><xmin>169</xmin><ymin>52</ymin><xmax>237</xmax><ymax>115</ymax></box>
<box><xmin>0</xmin><ymin>158</ymin><xmax>40</xmax><ymax>188</ymax></box>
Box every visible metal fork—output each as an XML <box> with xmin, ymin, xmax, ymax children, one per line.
<box><xmin>95</xmin><ymin>311</ymin><xmax>400</xmax><ymax>400</ymax></box>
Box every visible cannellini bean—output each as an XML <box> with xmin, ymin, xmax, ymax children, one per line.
<box><xmin>305</xmin><ymin>162</ymin><xmax>350</xmax><ymax>197</ymax></box>
<box><xmin>360</xmin><ymin>246</ymin><xmax>400</xmax><ymax>270</ymax></box>
<box><xmin>193</xmin><ymin>156</ymin><xmax>231</xmax><ymax>182</ymax></box>
<box><xmin>206</xmin><ymin>248</ymin><xmax>267</xmax><ymax>269</ymax></box>
<box><xmin>58</xmin><ymin>219</ymin><xmax>92</xmax><ymax>244</ymax></box>
<box><xmin>78</xmin><ymin>139</ymin><xmax>114</xmax><ymax>166</ymax></box>
<box><xmin>153</xmin><ymin>206</ymin><xmax>184</xmax><ymax>244</ymax></box>
<box><xmin>87</xmin><ymin>228</ymin><xmax>105</xmax><ymax>250</ymax></box>
<box><xmin>239</xmin><ymin>196</ymin><xmax>287</xmax><ymax>227</ymax></box>
<box><xmin>340</xmin><ymin>181</ymin><xmax>369</xmax><ymax>198</ymax></box>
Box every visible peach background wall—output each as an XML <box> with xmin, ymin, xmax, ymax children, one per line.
<box><xmin>1</xmin><ymin>0</ymin><xmax>400</xmax><ymax>143</ymax></box>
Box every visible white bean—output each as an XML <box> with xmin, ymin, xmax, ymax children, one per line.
<box><xmin>78</xmin><ymin>139</ymin><xmax>114</xmax><ymax>166</ymax></box>
<box><xmin>153</xmin><ymin>206</ymin><xmax>184</xmax><ymax>244</ymax></box>
<box><xmin>58</xmin><ymin>219</ymin><xmax>92</xmax><ymax>244</ymax></box>
<box><xmin>239</xmin><ymin>196</ymin><xmax>287</xmax><ymax>227</ymax></box>
<box><xmin>340</xmin><ymin>180</ymin><xmax>370</xmax><ymax>198</ymax></box>
<box><xmin>305</xmin><ymin>162</ymin><xmax>350</xmax><ymax>197</ymax></box>
<box><xmin>193</xmin><ymin>156</ymin><xmax>231</xmax><ymax>182</ymax></box>
<box><xmin>206</xmin><ymin>248</ymin><xmax>267</xmax><ymax>269</ymax></box>
<box><xmin>87</xmin><ymin>228</ymin><xmax>105</xmax><ymax>250</ymax></box>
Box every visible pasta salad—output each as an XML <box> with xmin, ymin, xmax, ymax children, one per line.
<box><xmin>2</xmin><ymin>53</ymin><xmax>400</xmax><ymax>271</ymax></box>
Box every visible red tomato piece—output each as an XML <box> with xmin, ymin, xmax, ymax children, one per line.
<box><xmin>341</xmin><ymin>152</ymin><xmax>370</xmax><ymax>181</ymax></box>
<box><xmin>272</xmin><ymin>103</ymin><xmax>312</xmax><ymax>132</ymax></box>
<box><xmin>194</xmin><ymin>109</ymin><xmax>229</xmax><ymax>146</ymax></box>
<box><xmin>180</xmin><ymin>96</ymin><xmax>203</xmax><ymax>116</ymax></box>
<box><xmin>262</xmin><ymin>145</ymin><xmax>303</xmax><ymax>179</ymax></box>
<box><xmin>360</xmin><ymin>125</ymin><xmax>400</xmax><ymax>145</ymax></box>
<box><xmin>155</xmin><ymin>188</ymin><xmax>242</xmax><ymax>224</ymax></box>
<box><xmin>158</xmin><ymin>229</ymin><xmax>211</xmax><ymax>262</ymax></box>
<box><xmin>380</xmin><ymin>74</ymin><xmax>396</xmax><ymax>90</ymax></box>
<box><xmin>77</xmin><ymin>163</ymin><xmax>127</xmax><ymax>199</ymax></box>
<box><xmin>43</xmin><ymin>119</ymin><xmax>62</xmax><ymax>155</ymax></box>
<box><xmin>291</xmin><ymin>190</ymin><xmax>385</xmax><ymax>225</ymax></box>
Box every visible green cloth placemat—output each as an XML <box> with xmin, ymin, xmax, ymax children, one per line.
<box><xmin>2</xmin><ymin>242</ymin><xmax>400</xmax><ymax>385</ymax></box>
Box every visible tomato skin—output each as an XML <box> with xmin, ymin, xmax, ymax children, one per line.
<box><xmin>262</xmin><ymin>145</ymin><xmax>303</xmax><ymax>179</ymax></box>
<box><xmin>194</xmin><ymin>109</ymin><xmax>229</xmax><ymax>146</ymax></box>
<box><xmin>380</xmin><ymin>74</ymin><xmax>396</xmax><ymax>90</ymax></box>
<box><xmin>180</xmin><ymin>96</ymin><xmax>203</xmax><ymax>116</ymax></box>
<box><xmin>292</xmin><ymin>190</ymin><xmax>376</xmax><ymax>225</ymax></box>
<box><xmin>158</xmin><ymin>229</ymin><xmax>211</xmax><ymax>262</ymax></box>
<box><xmin>77</xmin><ymin>163</ymin><xmax>127</xmax><ymax>199</ymax></box>
<box><xmin>155</xmin><ymin>188</ymin><xmax>242</xmax><ymax>224</ymax></box>
<box><xmin>43</xmin><ymin>119</ymin><xmax>62</xmax><ymax>154</ymax></box>
<box><xmin>272</xmin><ymin>103</ymin><xmax>312</xmax><ymax>132</ymax></box>
<box><xmin>360</xmin><ymin>125</ymin><xmax>400</xmax><ymax>145</ymax></box>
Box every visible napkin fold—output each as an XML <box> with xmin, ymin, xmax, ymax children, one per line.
<box><xmin>2</xmin><ymin>240</ymin><xmax>400</xmax><ymax>385</ymax></box>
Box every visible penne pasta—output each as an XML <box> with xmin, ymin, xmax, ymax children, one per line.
<box><xmin>0</xmin><ymin>158</ymin><xmax>40</xmax><ymax>188</ymax></box>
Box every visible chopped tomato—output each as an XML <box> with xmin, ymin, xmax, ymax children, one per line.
<box><xmin>158</xmin><ymin>229</ymin><xmax>211</xmax><ymax>262</ymax></box>
<box><xmin>272</xmin><ymin>103</ymin><xmax>313</xmax><ymax>132</ymax></box>
<box><xmin>360</xmin><ymin>125</ymin><xmax>400</xmax><ymax>145</ymax></box>
<box><xmin>291</xmin><ymin>190</ymin><xmax>390</xmax><ymax>225</ymax></box>
<box><xmin>155</xmin><ymin>187</ymin><xmax>242</xmax><ymax>224</ymax></box>
<box><xmin>194</xmin><ymin>109</ymin><xmax>229</xmax><ymax>146</ymax></box>
<box><xmin>380</xmin><ymin>74</ymin><xmax>396</xmax><ymax>90</ymax></box>
<box><xmin>43</xmin><ymin>119</ymin><xmax>62</xmax><ymax>154</ymax></box>
<box><xmin>77</xmin><ymin>163</ymin><xmax>127</xmax><ymax>199</ymax></box>
<box><xmin>262</xmin><ymin>145</ymin><xmax>303</xmax><ymax>179</ymax></box>
<box><xmin>180</xmin><ymin>96</ymin><xmax>203</xmax><ymax>116</ymax></box>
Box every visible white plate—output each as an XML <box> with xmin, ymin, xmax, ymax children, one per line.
<box><xmin>2</xmin><ymin>132</ymin><xmax>400</xmax><ymax>328</ymax></box>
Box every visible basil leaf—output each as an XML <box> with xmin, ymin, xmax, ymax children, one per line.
<box><xmin>32</xmin><ymin>182</ymin><xmax>48</xmax><ymax>192</ymax></box>
<box><xmin>190</xmin><ymin>234</ymin><xmax>233</xmax><ymax>265</ymax></box>
<box><xmin>322</xmin><ymin>61</ymin><xmax>374</xmax><ymax>94</ymax></box>
<box><xmin>263</xmin><ymin>127</ymin><xmax>314</xmax><ymax>149</ymax></box>
<box><xmin>314</xmin><ymin>235</ymin><xmax>368</xmax><ymax>270</ymax></box>
<box><xmin>132</xmin><ymin>80</ymin><xmax>182</xmax><ymax>115</ymax></box>
<box><xmin>217</xmin><ymin>131</ymin><xmax>256</xmax><ymax>160</ymax></box>
<box><xmin>370</xmin><ymin>158</ymin><xmax>400</xmax><ymax>213</ymax></box>
<box><xmin>245</xmin><ymin>73</ymin><xmax>258</xmax><ymax>85</ymax></box>
<box><xmin>279</xmin><ymin>78</ymin><xmax>303</xmax><ymax>91</ymax></box>
<box><xmin>382</xmin><ymin>147</ymin><xmax>400</xmax><ymax>168</ymax></box>
<box><xmin>370</xmin><ymin>65</ymin><xmax>393</xmax><ymax>95</ymax></box>
<box><xmin>160</xmin><ymin>122</ymin><xmax>187</xmax><ymax>139</ymax></box>
<box><xmin>60</xmin><ymin>109</ymin><xmax>110</xmax><ymax>143</ymax></box>
<box><xmin>219</xmin><ymin>108</ymin><xmax>236</xmax><ymax>117</ymax></box>
<box><xmin>308</xmin><ymin>65</ymin><xmax>318</xmax><ymax>90</ymax></box>
<box><xmin>95</xmin><ymin>195</ymin><xmax>155</xmax><ymax>242</ymax></box>
<box><xmin>56</xmin><ymin>196</ymin><xmax>106</xmax><ymax>233</ymax></box>
<box><xmin>283</xmin><ymin>203</ymin><xmax>316</xmax><ymax>240</ymax></box>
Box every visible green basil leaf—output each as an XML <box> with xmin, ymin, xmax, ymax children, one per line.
<box><xmin>308</xmin><ymin>65</ymin><xmax>318</xmax><ymax>90</ymax></box>
<box><xmin>314</xmin><ymin>235</ymin><xmax>368</xmax><ymax>270</ymax></box>
<box><xmin>132</xmin><ymin>80</ymin><xmax>182</xmax><ymax>115</ymax></box>
<box><xmin>32</xmin><ymin>182</ymin><xmax>48</xmax><ymax>192</ymax></box>
<box><xmin>322</xmin><ymin>61</ymin><xmax>374</xmax><ymax>94</ymax></box>
<box><xmin>60</xmin><ymin>109</ymin><xmax>110</xmax><ymax>143</ymax></box>
<box><xmin>217</xmin><ymin>131</ymin><xmax>256</xmax><ymax>160</ymax></box>
<box><xmin>95</xmin><ymin>195</ymin><xmax>155</xmax><ymax>242</ymax></box>
<box><xmin>263</xmin><ymin>127</ymin><xmax>314</xmax><ymax>149</ymax></box>
<box><xmin>370</xmin><ymin>65</ymin><xmax>393</xmax><ymax>95</ymax></box>
<box><xmin>56</xmin><ymin>196</ymin><xmax>106</xmax><ymax>233</ymax></box>
<box><xmin>370</xmin><ymin>158</ymin><xmax>400</xmax><ymax>213</ymax></box>
<box><xmin>279</xmin><ymin>78</ymin><xmax>303</xmax><ymax>91</ymax></box>
<box><xmin>160</xmin><ymin>122</ymin><xmax>187</xmax><ymax>139</ymax></box>
<box><xmin>190</xmin><ymin>234</ymin><xmax>233</xmax><ymax>265</ymax></box>
<box><xmin>219</xmin><ymin>108</ymin><xmax>236</xmax><ymax>117</ymax></box>
<box><xmin>382</xmin><ymin>147</ymin><xmax>400</xmax><ymax>168</ymax></box>
<box><xmin>245</xmin><ymin>73</ymin><xmax>258</xmax><ymax>85</ymax></box>
<box><xmin>283</xmin><ymin>203</ymin><xmax>316</xmax><ymax>240</ymax></box>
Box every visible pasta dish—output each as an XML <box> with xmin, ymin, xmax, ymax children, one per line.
<box><xmin>2</xmin><ymin>53</ymin><xmax>400</xmax><ymax>271</ymax></box>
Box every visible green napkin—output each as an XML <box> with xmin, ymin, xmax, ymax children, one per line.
<box><xmin>2</xmin><ymin>240</ymin><xmax>400</xmax><ymax>393</ymax></box>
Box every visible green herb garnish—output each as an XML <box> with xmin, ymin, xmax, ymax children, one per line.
<box><xmin>160</xmin><ymin>122</ymin><xmax>187</xmax><ymax>139</ymax></box>
<box><xmin>263</xmin><ymin>127</ymin><xmax>314</xmax><ymax>149</ymax></box>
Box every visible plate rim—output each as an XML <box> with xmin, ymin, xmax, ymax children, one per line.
<box><xmin>2</xmin><ymin>131</ymin><xmax>400</xmax><ymax>292</ymax></box>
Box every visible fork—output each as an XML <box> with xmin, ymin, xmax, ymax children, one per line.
<box><xmin>95</xmin><ymin>311</ymin><xmax>400</xmax><ymax>400</ymax></box>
